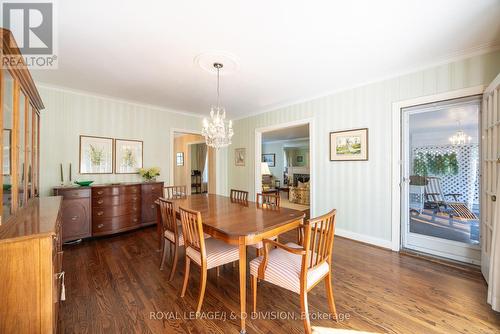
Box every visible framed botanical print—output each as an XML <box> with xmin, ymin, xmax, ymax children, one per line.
<box><xmin>79</xmin><ymin>135</ymin><xmax>114</xmax><ymax>174</ymax></box>
<box><xmin>176</xmin><ymin>152</ymin><xmax>184</xmax><ymax>166</ymax></box>
<box><xmin>329</xmin><ymin>128</ymin><xmax>368</xmax><ymax>161</ymax></box>
<box><xmin>235</xmin><ymin>148</ymin><xmax>246</xmax><ymax>166</ymax></box>
<box><xmin>115</xmin><ymin>139</ymin><xmax>143</xmax><ymax>173</ymax></box>
<box><xmin>262</xmin><ymin>153</ymin><xmax>276</xmax><ymax>167</ymax></box>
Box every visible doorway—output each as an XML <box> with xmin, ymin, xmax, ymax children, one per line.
<box><xmin>171</xmin><ymin>131</ymin><xmax>215</xmax><ymax>195</ymax></box>
<box><xmin>401</xmin><ymin>96</ymin><xmax>481</xmax><ymax>264</ymax></box>
<box><xmin>255</xmin><ymin>120</ymin><xmax>314</xmax><ymax>217</ymax></box>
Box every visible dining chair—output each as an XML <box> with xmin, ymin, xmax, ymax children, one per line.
<box><xmin>230</xmin><ymin>189</ymin><xmax>249</xmax><ymax>204</ymax></box>
<box><xmin>250</xmin><ymin>209</ymin><xmax>337</xmax><ymax>334</ymax></box>
<box><xmin>250</xmin><ymin>193</ymin><xmax>281</xmax><ymax>255</ymax></box>
<box><xmin>256</xmin><ymin>192</ymin><xmax>280</xmax><ymax>209</ymax></box>
<box><xmin>179</xmin><ymin>206</ymin><xmax>240</xmax><ymax>314</ymax></box>
<box><xmin>158</xmin><ymin>198</ymin><xmax>183</xmax><ymax>281</ymax></box>
<box><xmin>164</xmin><ymin>185</ymin><xmax>187</xmax><ymax>199</ymax></box>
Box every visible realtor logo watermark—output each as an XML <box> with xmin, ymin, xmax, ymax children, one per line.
<box><xmin>1</xmin><ymin>0</ymin><xmax>57</xmax><ymax>69</ymax></box>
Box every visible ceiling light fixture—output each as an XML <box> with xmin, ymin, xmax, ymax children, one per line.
<box><xmin>449</xmin><ymin>121</ymin><xmax>471</xmax><ymax>145</ymax></box>
<box><xmin>202</xmin><ymin>63</ymin><xmax>233</xmax><ymax>149</ymax></box>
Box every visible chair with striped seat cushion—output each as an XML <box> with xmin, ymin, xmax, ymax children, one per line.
<box><xmin>158</xmin><ymin>198</ymin><xmax>182</xmax><ymax>281</ymax></box>
<box><xmin>249</xmin><ymin>242</ymin><xmax>329</xmax><ymax>293</ymax></box>
<box><xmin>179</xmin><ymin>206</ymin><xmax>239</xmax><ymax>314</ymax></box>
<box><xmin>251</xmin><ymin>209</ymin><xmax>338</xmax><ymax>334</ymax></box>
<box><xmin>250</xmin><ymin>193</ymin><xmax>281</xmax><ymax>254</ymax></box>
<box><xmin>159</xmin><ymin>199</ymin><xmax>209</xmax><ymax>281</ymax></box>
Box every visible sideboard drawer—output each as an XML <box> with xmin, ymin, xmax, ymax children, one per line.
<box><xmin>93</xmin><ymin>204</ymin><xmax>140</xmax><ymax>219</ymax></box>
<box><xmin>92</xmin><ymin>213</ymin><xmax>141</xmax><ymax>235</ymax></box>
<box><xmin>92</xmin><ymin>194</ymin><xmax>141</xmax><ymax>207</ymax></box>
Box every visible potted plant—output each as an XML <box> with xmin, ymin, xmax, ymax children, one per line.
<box><xmin>138</xmin><ymin>167</ymin><xmax>160</xmax><ymax>182</ymax></box>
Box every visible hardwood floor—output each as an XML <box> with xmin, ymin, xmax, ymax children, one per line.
<box><xmin>59</xmin><ymin>226</ymin><xmax>500</xmax><ymax>334</ymax></box>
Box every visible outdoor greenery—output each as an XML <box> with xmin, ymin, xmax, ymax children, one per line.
<box><xmin>413</xmin><ymin>152</ymin><xmax>459</xmax><ymax>176</ymax></box>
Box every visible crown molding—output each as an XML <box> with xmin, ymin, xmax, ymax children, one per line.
<box><xmin>263</xmin><ymin>136</ymin><xmax>309</xmax><ymax>145</ymax></box>
<box><xmin>36</xmin><ymin>82</ymin><xmax>204</xmax><ymax>119</ymax></box>
<box><xmin>233</xmin><ymin>41</ymin><xmax>500</xmax><ymax>122</ymax></box>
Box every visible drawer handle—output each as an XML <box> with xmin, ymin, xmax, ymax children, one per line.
<box><xmin>133</xmin><ymin>218</ymin><xmax>138</xmax><ymax>222</ymax></box>
<box><xmin>151</xmin><ymin>187</ymin><xmax>156</xmax><ymax>191</ymax></box>
<box><xmin>97</xmin><ymin>224</ymin><xmax>104</xmax><ymax>228</ymax></box>
<box><xmin>151</xmin><ymin>204</ymin><xmax>155</xmax><ymax>209</ymax></box>
<box><xmin>97</xmin><ymin>190</ymin><xmax>104</xmax><ymax>195</ymax></box>
<box><xmin>133</xmin><ymin>207</ymin><xmax>137</xmax><ymax>211</ymax></box>
<box><xmin>71</xmin><ymin>216</ymin><xmax>78</xmax><ymax>221</ymax></box>
<box><xmin>97</xmin><ymin>211</ymin><xmax>104</xmax><ymax>216</ymax></box>
<box><xmin>97</xmin><ymin>199</ymin><xmax>103</xmax><ymax>204</ymax></box>
<box><xmin>132</xmin><ymin>196</ymin><xmax>137</xmax><ymax>200</ymax></box>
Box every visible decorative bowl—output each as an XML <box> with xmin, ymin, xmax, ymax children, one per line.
<box><xmin>74</xmin><ymin>181</ymin><xmax>94</xmax><ymax>187</ymax></box>
<box><xmin>3</xmin><ymin>184</ymin><xmax>11</xmax><ymax>191</ymax></box>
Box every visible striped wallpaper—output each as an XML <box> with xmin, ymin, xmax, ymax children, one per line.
<box><xmin>228</xmin><ymin>50</ymin><xmax>500</xmax><ymax>247</ymax></box>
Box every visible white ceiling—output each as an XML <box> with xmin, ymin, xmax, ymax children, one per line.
<box><xmin>262</xmin><ymin>124</ymin><xmax>309</xmax><ymax>143</ymax></box>
<box><xmin>32</xmin><ymin>0</ymin><xmax>500</xmax><ymax>119</ymax></box>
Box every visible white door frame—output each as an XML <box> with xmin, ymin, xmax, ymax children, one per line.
<box><xmin>254</xmin><ymin>118</ymin><xmax>316</xmax><ymax>216</ymax></box>
<box><xmin>391</xmin><ymin>85</ymin><xmax>485</xmax><ymax>252</ymax></box>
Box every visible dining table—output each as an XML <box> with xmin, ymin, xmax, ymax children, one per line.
<box><xmin>156</xmin><ymin>193</ymin><xmax>305</xmax><ymax>334</ymax></box>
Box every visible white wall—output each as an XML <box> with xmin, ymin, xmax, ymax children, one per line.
<box><xmin>228</xmin><ymin>50</ymin><xmax>500</xmax><ymax>248</ymax></box>
<box><xmin>39</xmin><ymin>86</ymin><xmax>203</xmax><ymax>196</ymax></box>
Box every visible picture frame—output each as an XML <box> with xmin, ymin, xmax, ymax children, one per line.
<box><xmin>235</xmin><ymin>148</ymin><xmax>246</xmax><ymax>166</ymax></box>
<box><xmin>262</xmin><ymin>153</ymin><xmax>276</xmax><ymax>167</ymax></box>
<box><xmin>329</xmin><ymin>128</ymin><xmax>368</xmax><ymax>161</ymax></box>
<box><xmin>79</xmin><ymin>135</ymin><xmax>114</xmax><ymax>174</ymax></box>
<box><xmin>115</xmin><ymin>139</ymin><xmax>143</xmax><ymax>174</ymax></box>
<box><xmin>3</xmin><ymin>129</ymin><xmax>11</xmax><ymax>175</ymax></box>
<box><xmin>176</xmin><ymin>152</ymin><xmax>184</xmax><ymax>166</ymax></box>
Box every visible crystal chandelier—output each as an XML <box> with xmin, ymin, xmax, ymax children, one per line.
<box><xmin>449</xmin><ymin>122</ymin><xmax>471</xmax><ymax>145</ymax></box>
<box><xmin>202</xmin><ymin>63</ymin><xmax>234</xmax><ymax>149</ymax></box>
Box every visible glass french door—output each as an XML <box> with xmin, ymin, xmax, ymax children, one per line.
<box><xmin>401</xmin><ymin>96</ymin><xmax>482</xmax><ymax>264</ymax></box>
<box><xmin>481</xmin><ymin>73</ymin><xmax>500</xmax><ymax>281</ymax></box>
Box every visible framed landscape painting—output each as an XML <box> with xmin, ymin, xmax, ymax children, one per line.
<box><xmin>262</xmin><ymin>153</ymin><xmax>276</xmax><ymax>167</ymax></box>
<box><xmin>115</xmin><ymin>139</ymin><xmax>143</xmax><ymax>173</ymax></box>
<box><xmin>330</xmin><ymin>128</ymin><xmax>368</xmax><ymax>161</ymax></box>
<box><xmin>80</xmin><ymin>135</ymin><xmax>114</xmax><ymax>174</ymax></box>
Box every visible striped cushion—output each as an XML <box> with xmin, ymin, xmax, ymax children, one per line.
<box><xmin>249</xmin><ymin>235</ymin><xmax>278</xmax><ymax>249</ymax></box>
<box><xmin>164</xmin><ymin>230</ymin><xmax>184</xmax><ymax>246</ymax></box>
<box><xmin>186</xmin><ymin>238</ymin><xmax>239</xmax><ymax>269</ymax></box>
<box><xmin>249</xmin><ymin>242</ymin><xmax>330</xmax><ymax>294</ymax></box>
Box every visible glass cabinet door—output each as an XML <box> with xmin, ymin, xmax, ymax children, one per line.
<box><xmin>33</xmin><ymin>111</ymin><xmax>39</xmax><ymax>196</ymax></box>
<box><xmin>2</xmin><ymin>70</ymin><xmax>14</xmax><ymax>221</ymax></box>
<box><xmin>18</xmin><ymin>92</ymin><xmax>25</xmax><ymax>208</ymax></box>
<box><xmin>26</xmin><ymin>104</ymin><xmax>32</xmax><ymax>199</ymax></box>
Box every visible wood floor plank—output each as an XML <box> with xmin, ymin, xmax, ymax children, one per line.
<box><xmin>58</xmin><ymin>227</ymin><xmax>500</xmax><ymax>334</ymax></box>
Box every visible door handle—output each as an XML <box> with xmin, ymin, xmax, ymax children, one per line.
<box><xmin>493</xmin><ymin>195</ymin><xmax>497</xmax><ymax>202</ymax></box>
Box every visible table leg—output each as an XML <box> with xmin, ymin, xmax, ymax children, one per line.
<box><xmin>239</xmin><ymin>241</ymin><xmax>247</xmax><ymax>334</ymax></box>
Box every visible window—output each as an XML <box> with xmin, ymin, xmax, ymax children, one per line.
<box><xmin>176</xmin><ymin>152</ymin><xmax>184</xmax><ymax>166</ymax></box>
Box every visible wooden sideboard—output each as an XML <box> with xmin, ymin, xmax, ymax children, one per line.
<box><xmin>54</xmin><ymin>182</ymin><xmax>164</xmax><ymax>240</ymax></box>
<box><xmin>0</xmin><ymin>197</ymin><xmax>63</xmax><ymax>334</ymax></box>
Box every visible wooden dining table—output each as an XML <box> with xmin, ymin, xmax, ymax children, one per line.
<box><xmin>156</xmin><ymin>194</ymin><xmax>305</xmax><ymax>334</ymax></box>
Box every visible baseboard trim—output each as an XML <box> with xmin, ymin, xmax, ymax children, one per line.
<box><xmin>335</xmin><ymin>228</ymin><xmax>392</xmax><ymax>250</ymax></box>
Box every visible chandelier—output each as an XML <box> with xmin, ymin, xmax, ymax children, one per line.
<box><xmin>202</xmin><ymin>63</ymin><xmax>234</xmax><ymax>149</ymax></box>
<box><xmin>449</xmin><ymin>122</ymin><xmax>471</xmax><ymax>145</ymax></box>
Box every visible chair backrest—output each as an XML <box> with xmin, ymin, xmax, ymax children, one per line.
<box><xmin>424</xmin><ymin>177</ymin><xmax>444</xmax><ymax>202</ymax></box>
<box><xmin>158</xmin><ymin>198</ymin><xmax>177</xmax><ymax>238</ymax></box>
<box><xmin>179</xmin><ymin>206</ymin><xmax>206</xmax><ymax>258</ymax></box>
<box><xmin>230</xmin><ymin>189</ymin><xmax>249</xmax><ymax>204</ymax></box>
<box><xmin>256</xmin><ymin>193</ymin><xmax>280</xmax><ymax>209</ymax></box>
<box><xmin>164</xmin><ymin>185</ymin><xmax>187</xmax><ymax>199</ymax></box>
<box><xmin>302</xmin><ymin>209</ymin><xmax>337</xmax><ymax>271</ymax></box>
